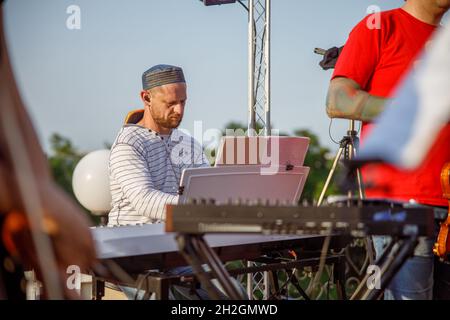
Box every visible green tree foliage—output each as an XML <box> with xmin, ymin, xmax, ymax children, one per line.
<box><xmin>47</xmin><ymin>133</ymin><xmax>104</xmax><ymax>223</ymax></box>
<box><xmin>47</xmin><ymin>133</ymin><xmax>85</xmax><ymax>198</ymax></box>
<box><xmin>292</xmin><ymin>129</ymin><xmax>338</xmax><ymax>203</ymax></box>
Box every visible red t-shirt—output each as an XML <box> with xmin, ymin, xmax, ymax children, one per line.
<box><xmin>333</xmin><ymin>8</ymin><xmax>450</xmax><ymax>207</ymax></box>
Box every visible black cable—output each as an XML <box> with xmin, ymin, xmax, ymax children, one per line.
<box><xmin>328</xmin><ymin>118</ymin><xmax>362</xmax><ymax>145</ymax></box>
<box><xmin>267</xmin><ymin>252</ymin><xmax>298</xmax><ymax>300</ymax></box>
<box><xmin>328</xmin><ymin>119</ymin><xmax>340</xmax><ymax>145</ymax></box>
<box><xmin>268</xmin><ymin>268</ymin><xmax>296</xmax><ymax>300</ymax></box>
<box><xmin>289</xmin><ymin>270</ymin><xmax>311</xmax><ymax>300</ymax></box>
<box><xmin>237</xmin><ymin>0</ymin><xmax>249</xmax><ymax>12</ymax></box>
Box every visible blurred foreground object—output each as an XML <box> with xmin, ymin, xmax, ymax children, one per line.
<box><xmin>0</xmin><ymin>3</ymin><xmax>96</xmax><ymax>299</ymax></box>
<box><xmin>433</xmin><ymin>163</ymin><xmax>450</xmax><ymax>259</ymax></box>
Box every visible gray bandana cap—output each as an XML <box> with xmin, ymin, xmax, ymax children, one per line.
<box><xmin>142</xmin><ymin>64</ymin><xmax>186</xmax><ymax>90</ymax></box>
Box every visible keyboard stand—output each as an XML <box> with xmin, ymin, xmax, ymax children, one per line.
<box><xmin>350</xmin><ymin>232</ymin><xmax>419</xmax><ymax>300</ymax></box>
<box><xmin>176</xmin><ymin>233</ymin><xmax>348</xmax><ymax>300</ymax></box>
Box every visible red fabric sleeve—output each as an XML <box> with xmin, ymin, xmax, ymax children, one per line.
<box><xmin>332</xmin><ymin>15</ymin><xmax>382</xmax><ymax>90</ymax></box>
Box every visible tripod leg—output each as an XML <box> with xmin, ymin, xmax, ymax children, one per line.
<box><xmin>317</xmin><ymin>147</ymin><xmax>345</xmax><ymax>206</ymax></box>
<box><xmin>349</xmin><ymin>145</ymin><xmax>365</xmax><ymax>200</ymax></box>
<box><xmin>355</xmin><ymin>167</ymin><xmax>365</xmax><ymax>199</ymax></box>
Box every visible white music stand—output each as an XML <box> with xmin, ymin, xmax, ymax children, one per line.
<box><xmin>215</xmin><ymin>136</ymin><xmax>310</xmax><ymax>167</ymax></box>
<box><xmin>178</xmin><ymin>165</ymin><xmax>310</xmax><ymax>206</ymax></box>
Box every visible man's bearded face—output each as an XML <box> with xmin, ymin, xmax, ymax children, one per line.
<box><xmin>149</xmin><ymin>83</ymin><xmax>186</xmax><ymax>129</ymax></box>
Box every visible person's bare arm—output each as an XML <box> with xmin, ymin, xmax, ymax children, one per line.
<box><xmin>326</xmin><ymin>77</ymin><xmax>388</xmax><ymax>122</ymax></box>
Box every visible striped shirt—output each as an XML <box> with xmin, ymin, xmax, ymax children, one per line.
<box><xmin>108</xmin><ymin>124</ymin><xmax>209</xmax><ymax>226</ymax></box>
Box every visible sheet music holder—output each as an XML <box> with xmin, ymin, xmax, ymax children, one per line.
<box><xmin>215</xmin><ymin>136</ymin><xmax>310</xmax><ymax>167</ymax></box>
<box><xmin>178</xmin><ymin>165</ymin><xmax>310</xmax><ymax>205</ymax></box>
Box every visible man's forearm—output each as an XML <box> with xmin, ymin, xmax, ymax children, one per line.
<box><xmin>326</xmin><ymin>78</ymin><xmax>388</xmax><ymax>122</ymax></box>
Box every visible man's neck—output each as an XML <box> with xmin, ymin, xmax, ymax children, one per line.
<box><xmin>138</xmin><ymin>109</ymin><xmax>172</xmax><ymax>135</ymax></box>
<box><xmin>402</xmin><ymin>1</ymin><xmax>446</xmax><ymax>26</ymax></box>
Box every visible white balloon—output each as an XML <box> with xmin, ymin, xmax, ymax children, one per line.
<box><xmin>72</xmin><ymin>149</ymin><xmax>112</xmax><ymax>215</ymax></box>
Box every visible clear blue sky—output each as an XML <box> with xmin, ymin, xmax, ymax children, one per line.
<box><xmin>4</xmin><ymin>0</ymin><xmax>407</xmax><ymax>153</ymax></box>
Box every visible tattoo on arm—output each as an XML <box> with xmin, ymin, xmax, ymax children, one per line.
<box><xmin>326</xmin><ymin>78</ymin><xmax>387</xmax><ymax>122</ymax></box>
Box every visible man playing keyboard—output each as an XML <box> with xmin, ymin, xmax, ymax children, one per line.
<box><xmin>108</xmin><ymin>64</ymin><xmax>209</xmax><ymax>227</ymax></box>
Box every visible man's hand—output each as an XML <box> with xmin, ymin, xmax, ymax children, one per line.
<box><xmin>326</xmin><ymin>77</ymin><xmax>387</xmax><ymax>122</ymax></box>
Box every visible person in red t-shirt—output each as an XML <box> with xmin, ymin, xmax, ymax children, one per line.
<box><xmin>328</xmin><ymin>1</ymin><xmax>450</xmax><ymax>207</ymax></box>
<box><xmin>326</xmin><ymin>0</ymin><xmax>450</xmax><ymax>300</ymax></box>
